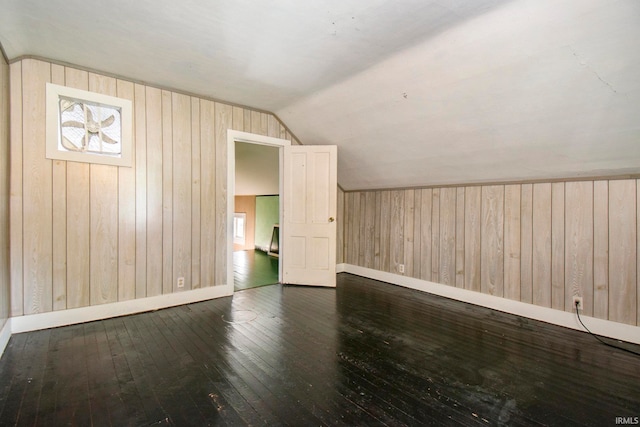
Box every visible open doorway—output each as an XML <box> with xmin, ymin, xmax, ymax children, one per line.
<box><xmin>227</xmin><ymin>130</ymin><xmax>337</xmax><ymax>291</ymax></box>
<box><xmin>233</xmin><ymin>141</ymin><xmax>280</xmax><ymax>291</ymax></box>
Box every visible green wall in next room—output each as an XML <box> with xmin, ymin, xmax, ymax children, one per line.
<box><xmin>255</xmin><ymin>195</ymin><xmax>279</xmax><ymax>252</ymax></box>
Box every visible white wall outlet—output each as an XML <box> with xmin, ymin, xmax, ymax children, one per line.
<box><xmin>177</xmin><ymin>277</ymin><xmax>185</xmax><ymax>288</ymax></box>
<box><xmin>398</xmin><ymin>264</ymin><xmax>405</xmax><ymax>274</ymax></box>
<box><xmin>572</xmin><ymin>295</ymin><xmax>583</xmax><ymax>310</ymax></box>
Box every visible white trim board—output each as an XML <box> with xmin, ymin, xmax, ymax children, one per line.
<box><xmin>11</xmin><ymin>285</ymin><xmax>233</xmax><ymax>334</ymax></box>
<box><xmin>0</xmin><ymin>319</ymin><xmax>11</xmax><ymax>359</ymax></box>
<box><xmin>341</xmin><ymin>264</ymin><xmax>640</xmax><ymax>346</ymax></box>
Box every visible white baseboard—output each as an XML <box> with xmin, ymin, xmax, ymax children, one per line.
<box><xmin>0</xmin><ymin>318</ymin><xmax>11</xmax><ymax>358</ymax></box>
<box><xmin>11</xmin><ymin>284</ymin><xmax>233</xmax><ymax>334</ymax></box>
<box><xmin>341</xmin><ymin>264</ymin><xmax>640</xmax><ymax>345</ymax></box>
<box><xmin>336</xmin><ymin>263</ymin><xmax>347</xmax><ymax>273</ymax></box>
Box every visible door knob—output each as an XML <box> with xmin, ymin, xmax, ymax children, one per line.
<box><xmin>329</xmin><ymin>217</ymin><xmax>335</xmax><ymax>222</ymax></box>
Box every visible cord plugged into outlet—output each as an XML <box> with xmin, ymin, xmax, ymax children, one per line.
<box><xmin>572</xmin><ymin>295</ymin><xmax>583</xmax><ymax>311</ymax></box>
<box><xmin>574</xmin><ymin>295</ymin><xmax>640</xmax><ymax>357</ymax></box>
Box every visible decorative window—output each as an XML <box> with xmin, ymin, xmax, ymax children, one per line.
<box><xmin>46</xmin><ymin>83</ymin><xmax>133</xmax><ymax>167</ymax></box>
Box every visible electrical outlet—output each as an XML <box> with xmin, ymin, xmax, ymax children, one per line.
<box><xmin>399</xmin><ymin>264</ymin><xmax>405</xmax><ymax>274</ymax></box>
<box><xmin>177</xmin><ymin>277</ymin><xmax>185</xmax><ymax>288</ymax></box>
<box><xmin>572</xmin><ymin>295</ymin><xmax>583</xmax><ymax>310</ymax></box>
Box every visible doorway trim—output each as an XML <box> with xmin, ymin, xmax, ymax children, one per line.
<box><xmin>226</xmin><ymin>130</ymin><xmax>291</xmax><ymax>291</ymax></box>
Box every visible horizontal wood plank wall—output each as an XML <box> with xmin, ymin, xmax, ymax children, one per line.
<box><xmin>10</xmin><ymin>58</ymin><xmax>299</xmax><ymax>316</ymax></box>
<box><xmin>0</xmin><ymin>53</ymin><xmax>9</xmax><ymax>325</ymax></box>
<box><xmin>344</xmin><ymin>179</ymin><xmax>640</xmax><ymax>326</ymax></box>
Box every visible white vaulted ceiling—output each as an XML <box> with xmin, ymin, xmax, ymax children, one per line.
<box><xmin>1</xmin><ymin>0</ymin><xmax>639</xmax><ymax>190</ymax></box>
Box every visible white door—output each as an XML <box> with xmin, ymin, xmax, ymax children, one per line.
<box><xmin>282</xmin><ymin>145</ymin><xmax>337</xmax><ymax>287</ymax></box>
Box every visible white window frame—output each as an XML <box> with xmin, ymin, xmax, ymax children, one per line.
<box><xmin>233</xmin><ymin>212</ymin><xmax>247</xmax><ymax>246</ymax></box>
<box><xmin>45</xmin><ymin>83</ymin><xmax>133</xmax><ymax>167</ymax></box>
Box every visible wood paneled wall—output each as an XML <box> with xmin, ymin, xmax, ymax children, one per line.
<box><xmin>337</xmin><ymin>187</ymin><xmax>344</xmax><ymax>264</ymax></box>
<box><xmin>9</xmin><ymin>58</ymin><xmax>297</xmax><ymax>316</ymax></box>
<box><xmin>0</xmin><ymin>52</ymin><xmax>9</xmax><ymax>326</ymax></box>
<box><xmin>343</xmin><ymin>180</ymin><xmax>639</xmax><ymax>326</ymax></box>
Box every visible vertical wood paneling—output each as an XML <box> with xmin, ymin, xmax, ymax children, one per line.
<box><xmin>343</xmin><ymin>192</ymin><xmax>352</xmax><ymax>264</ymax></box>
<box><xmin>364</xmin><ymin>192</ymin><xmax>376</xmax><ymax>269</ymax></box>
<box><xmin>374</xmin><ymin>192</ymin><xmax>382</xmax><ymax>270</ymax></box>
<box><xmin>337</xmin><ymin>188</ymin><xmax>344</xmax><ymax>264</ymax></box>
<box><xmin>267</xmin><ymin>115</ymin><xmax>279</xmax><ymax>138</ymax></box>
<box><xmin>593</xmin><ymin>181</ymin><xmax>608</xmax><ymax>319</ymax></box>
<box><xmin>609</xmin><ymin>180</ymin><xmax>637</xmax><ymax>325</ymax></box>
<box><xmin>145</xmin><ymin>87</ymin><xmax>163</xmax><ymax>297</ymax></box>
<box><xmin>348</xmin><ymin>192</ymin><xmax>360</xmax><ymax>266</ymax></box>
<box><xmin>134</xmin><ymin>84</ymin><xmax>147</xmax><ymax>299</ymax></box>
<box><xmin>520</xmin><ymin>184</ymin><xmax>533</xmax><ymax>304</ymax></box>
<box><xmin>480</xmin><ymin>185</ymin><xmax>504</xmax><ymax>297</ymax></box>
<box><xmin>22</xmin><ymin>59</ymin><xmax>52</xmax><ymax>314</ymax></box>
<box><xmin>342</xmin><ymin>178</ymin><xmax>640</xmax><ymax>328</ymax></box>
<box><xmin>439</xmin><ymin>188</ymin><xmax>456</xmax><ymax>286</ymax></box>
<box><xmin>243</xmin><ymin>109</ymin><xmax>251</xmax><ymax>132</ymax></box>
<box><xmin>431</xmin><ymin>189</ymin><xmax>440</xmax><ymax>282</ymax></box>
<box><xmin>390</xmin><ymin>190</ymin><xmax>404</xmax><ymax>274</ymax></box>
<box><xmin>455</xmin><ymin>188</ymin><xmax>465</xmax><ymax>288</ymax></box>
<box><xmin>344</xmin><ymin>192</ymin><xmax>353</xmax><ymax>264</ymax></box>
<box><xmin>260</xmin><ymin>113</ymin><xmax>269</xmax><ymax>136</ymax></box>
<box><xmin>503</xmin><ymin>185</ymin><xmax>520</xmax><ymax>301</ymax></box>
<box><xmin>232</xmin><ymin>106</ymin><xmax>243</xmax><ymax>131</ymax></box>
<box><xmin>358</xmin><ymin>193</ymin><xmax>366</xmax><ymax>266</ymax></box>
<box><xmin>250</xmin><ymin>111</ymin><xmax>261</xmax><ymax>134</ymax></box>
<box><xmin>354</xmin><ymin>193</ymin><xmax>363</xmax><ymax>266</ymax></box>
<box><xmin>551</xmin><ymin>183</ymin><xmax>565</xmax><ymax>311</ymax></box>
<box><xmin>200</xmin><ymin>100</ymin><xmax>216</xmax><ymax>287</ymax></box>
<box><xmin>50</xmin><ymin>64</ymin><xmax>67</xmax><ymax>311</ymax></box>
<box><xmin>12</xmin><ymin>58</ymin><xmax>299</xmax><ymax>317</ymax></box>
<box><xmin>161</xmin><ymin>90</ymin><xmax>173</xmax><ymax>295</ymax></box>
<box><xmin>532</xmin><ymin>183</ymin><xmax>551</xmax><ymax>307</ymax></box>
<box><xmin>403</xmin><ymin>189</ymin><xmax>415</xmax><ymax>276</ymax></box>
<box><xmin>88</xmin><ymin>74</ymin><xmax>118</xmax><ymax>306</ymax></box>
<box><xmin>380</xmin><ymin>191</ymin><xmax>391</xmax><ymax>272</ymax></box>
<box><xmin>413</xmin><ymin>190</ymin><xmax>422</xmax><ymax>279</ymax></box>
<box><xmin>88</xmin><ymin>167</ymin><xmax>118</xmax><ymax>305</ymax></box>
<box><xmin>464</xmin><ymin>186</ymin><xmax>481</xmax><ymax>292</ymax></box>
<box><xmin>172</xmin><ymin>93</ymin><xmax>192</xmax><ymax>291</ymax></box>
<box><xmin>9</xmin><ymin>61</ymin><xmax>23</xmax><ymax>316</ymax></box>
<box><xmin>64</xmin><ymin>67</ymin><xmax>90</xmax><ymax>309</ymax></box>
<box><xmin>116</xmin><ymin>79</ymin><xmax>136</xmax><ymax>302</ymax></box>
<box><xmin>564</xmin><ymin>182</ymin><xmax>593</xmax><ymax>314</ymax></box>
<box><xmin>419</xmin><ymin>189</ymin><xmax>432</xmax><ymax>281</ymax></box>
<box><xmin>191</xmin><ymin>98</ymin><xmax>201</xmax><ymax>288</ymax></box>
<box><xmin>214</xmin><ymin>103</ymin><xmax>232</xmax><ymax>285</ymax></box>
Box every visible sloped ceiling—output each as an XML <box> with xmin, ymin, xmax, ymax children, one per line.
<box><xmin>1</xmin><ymin>0</ymin><xmax>639</xmax><ymax>190</ymax></box>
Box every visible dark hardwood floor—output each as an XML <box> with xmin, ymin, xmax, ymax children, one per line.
<box><xmin>0</xmin><ymin>273</ymin><xmax>639</xmax><ymax>426</ymax></box>
<box><xmin>233</xmin><ymin>250</ymin><xmax>279</xmax><ymax>291</ymax></box>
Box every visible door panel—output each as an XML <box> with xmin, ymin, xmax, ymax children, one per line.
<box><xmin>283</xmin><ymin>145</ymin><xmax>337</xmax><ymax>287</ymax></box>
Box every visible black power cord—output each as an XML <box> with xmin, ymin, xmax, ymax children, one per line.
<box><xmin>574</xmin><ymin>301</ymin><xmax>640</xmax><ymax>357</ymax></box>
